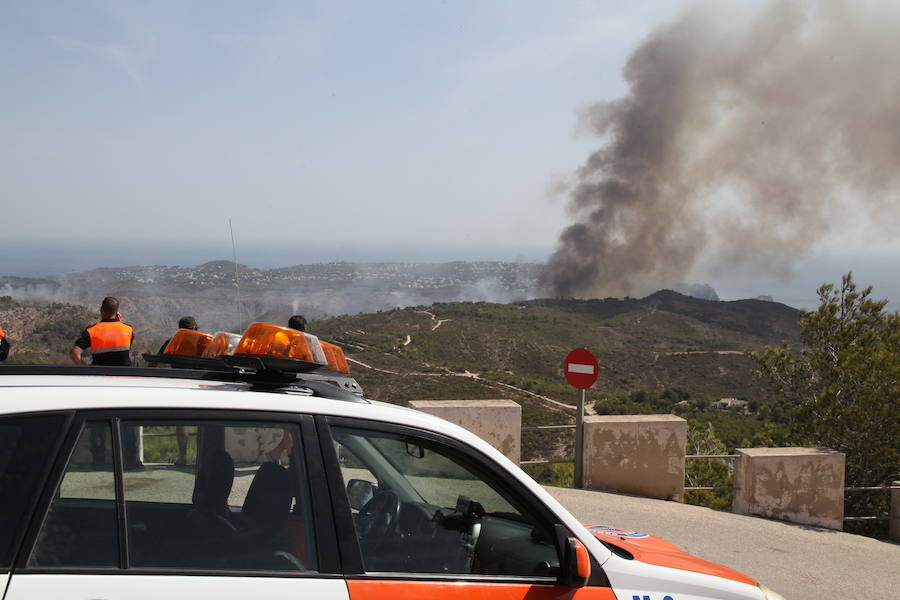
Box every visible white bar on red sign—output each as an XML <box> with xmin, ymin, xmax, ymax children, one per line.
<box><xmin>567</xmin><ymin>363</ymin><xmax>594</xmax><ymax>374</ymax></box>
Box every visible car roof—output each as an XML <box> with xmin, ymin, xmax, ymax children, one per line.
<box><xmin>0</xmin><ymin>370</ymin><xmax>445</xmax><ymax>436</ymax></box>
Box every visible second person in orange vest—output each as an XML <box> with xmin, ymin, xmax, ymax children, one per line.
<box><xmin>69</xmin><ymin>296</ymin><xmax>134</xmax><ymax>366</ymax></box>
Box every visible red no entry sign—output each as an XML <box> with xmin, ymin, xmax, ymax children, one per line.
<box><xmin>564</xmin><ymin>348</ymin><xmax>599</xmax><ymax>389</ymax></box>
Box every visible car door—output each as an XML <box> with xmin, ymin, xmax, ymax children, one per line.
<box><xmin>0</xmin><ymin>413</ymin><xmax>72</xmax><ymax>600</ymax></box>
<box><xmin>317</xmin><ymin>416</ymin><xmax>617</xmax><ymax>600</ymax></box>
<box><xmin>5</xmin><ymin>410</ymin><xmax>348</xmax><ymax>600</ymax></box>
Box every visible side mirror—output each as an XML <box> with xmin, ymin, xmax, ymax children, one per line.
<box><xmin>558</xmin><ymin>535</ymin><xmax>591</xmax><ymax>587</ymax></box>
<box><xmin>346</xmin><ymin>478</ymin><xmax>376</xmax><ymax>510</ymax></box>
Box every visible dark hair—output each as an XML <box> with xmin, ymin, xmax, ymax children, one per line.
<box><xmin>178</xmin><ymin>316</ymin><xmax>198</xmax><ymax>330</ymax></box>
<box><xmin>288</xmin><ymin>315</ymin><xmax>307</xmax><ymax>332</ymax></box>
<box><xmin>100</xmin><ymin>296</ymin><xmax>119</xmax><ymax>316</ymax></box>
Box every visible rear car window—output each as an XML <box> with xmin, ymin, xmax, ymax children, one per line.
<box><xmin>0</xmin><ymin>414</ymin><xmax>68</xmax><ymax>569</ymax></box>
<box><xmin>121</xmin><ymin>420</ymin><xmax>316</xmax><ymax>572</ymax></box>
<box><xmin>29</xmin><ymin>418</ymin><xmax>317</xmax><ymax>573</ymax></box>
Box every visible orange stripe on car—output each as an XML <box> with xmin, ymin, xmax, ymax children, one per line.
<box><xmin>585</xmin><ymin>524</ymin><xmax>758</xmax><ymax>587</ymax></box>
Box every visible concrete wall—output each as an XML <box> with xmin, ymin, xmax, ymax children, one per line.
<box><xmin>732</xmin><ymin>447</ymin><xmax>845</xmax><ymax>530</ymax></box>
<box><xmin>408</xmin><ymin>399</ymin><xmax>521</xmax><ymax>464</ymax></box>
<box><xmin>224</xmin><ymin>426</ymin><xmax>286</xmax><ymax>465</ymax></box>
<box><xmin>582</xmin><ymin>414</ymin><xmax>686</xmax><ymax>501</ymax></box>
<box><xmin>891</xmin><ymin>481</ymin><xmax>900</xmax><ymax>543</ymax></box>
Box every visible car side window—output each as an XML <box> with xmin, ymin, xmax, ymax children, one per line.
<box><xmin>29</xmin><ymin>421</ymin><xmax>119</xmax><ymax>568</ymax></box>
<box><xmin>331</xmin><ymin>426</ymin><xmax>560</xmax><ymax>578</ymax></box>
<box><xmin>0</xmin><ymin>414</ymin><xmax>68</xmax><ymax>569</ymax></box>
<box><xmin>121</xmin><ymin>420</ymin><xmax>316</xmax><ymax>572</ymax></box>
<box><xmin>29</xmin><ymin>418</ymin><xmax>317</xmax><ymax>573</ymax></box>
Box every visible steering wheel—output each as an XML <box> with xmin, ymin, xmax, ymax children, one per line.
<box><xmin>357</xmin><ymin>489</ymin><xmax>401</xmax><ymax>542</ymax></box>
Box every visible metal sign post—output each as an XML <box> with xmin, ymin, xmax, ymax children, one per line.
<box><xmin>575</xmin><ymin>388</ymin><xmax>585</xmax><ymax>489</ymax></box>
<box><xmin>564</xmin><ymin>348</ymin><xmax>599</xmax><ymax>490</ymax></box>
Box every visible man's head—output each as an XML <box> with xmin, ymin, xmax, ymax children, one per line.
<box><xmin>100</xmin><ymin>296</ymin><xmax>120</xmax><ymax>319</ymax></box>
<box><xmin>178</xmin><ymin>316</ymin><xmax>198</xmax><ymax>330</ymax></box>
<box><xmin>288</xmin><ymin>315</ymin><xmax>307</xmax><ymax>332</ymax></box>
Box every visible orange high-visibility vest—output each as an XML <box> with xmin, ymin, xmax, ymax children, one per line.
<box><xmin>0</xmin><ymin>326</ymin><xmax>5</xmax><ymax>339</ymax></box>
<box><xmin>87</xmin><ymin>321</ymin><xmax>133</xmax><ymax>355</ymax></box>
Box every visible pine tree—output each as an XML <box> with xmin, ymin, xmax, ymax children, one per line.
<box><xmin>754</xmin><ymin>273</ymin><xmax>900</xmax><ymax>533</ymax></box>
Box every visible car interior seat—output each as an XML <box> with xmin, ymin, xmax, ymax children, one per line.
<box><xmin>233</xmin><ymin>461</ymin><xmax>299</xmax><ymax>569</ymax></box>
<box><xmin>185</xmin><ymin>449</ymin><xmax>237</xmax><ymax>565</ymax></box>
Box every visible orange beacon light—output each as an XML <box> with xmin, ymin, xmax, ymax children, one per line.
<box><xmin>202</xmin><ymin>332</ymin><xmax>242</xmax><ymax>358</ymax></box>
<box><xmin>163</xmin><ymin>329</ymin><xmax>214</xmax><ymax>357</ymax></box>
<box><xmin>234</xmin><ymin>322</ymin><xmax>327</xmax><ymax>365</ymax></box>
<box><xmin>320</xmin><ymin>341</ymin><xmax>350</xmax><ymax>374</ymax></box>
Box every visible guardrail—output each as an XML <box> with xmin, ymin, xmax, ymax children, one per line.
<box><xmin>684</xmin><ymin>454</ymin><xmax>737</xmax><ymax>492</ymax></box>
<box><xmin>521</xmin><ymin>424</ymin><xmax>575</xmax><ymax>466</ymax></box>
<box><xmin>842</xmin><ymin>486</ymin><xmax>900</xmax><ymax>522</ymax></box>
<box><xmin>683</xmin><ymin>454</ymin><xmax>899</xmax><ymax>522</ymax></box>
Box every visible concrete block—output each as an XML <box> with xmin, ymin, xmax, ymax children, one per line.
<box><xmin>732</xmin><ymin>447</ymin><xmax>845</xmax><ymax>530</ymax></box>
<box><xmin>408</xmin><ymin>399</ymin><xmax>521</xmax><ymax>463</ymax></box>
<box><xmin>224</xmin><ymin>426</ymin><xmax>286</xmax><ymax>466</ymax></box>
<box><xmin>582</xmin><ymin>414</ymin><xmax>686</xmax><ymax>501</ymax></box>
<box><xmin>891</xmin><ymin>481</ymin><xmax>900</xmax><ymax>543</ymax></box>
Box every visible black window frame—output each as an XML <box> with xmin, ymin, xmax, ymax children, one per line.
<box><xmin>15</xmin><ymin>409</ymin><xmax>342</xmax><ymax>579</ymax></box>
<box><xmin>317</xmin><ymin>415</ymin><xmax>609</xmax><ymax>587</ymax></box>
<box><xmin>0</xmin><ymin>411</ymin><xmax>74</xmax><ymax>575</ymax></box>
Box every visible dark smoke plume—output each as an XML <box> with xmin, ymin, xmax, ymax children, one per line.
<box><xmin>543</xmin><ymin>0</ymin><xmax>900</xmax><ymax>298</ymax></box>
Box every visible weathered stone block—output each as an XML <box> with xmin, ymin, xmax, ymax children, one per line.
<box><xmin>582</xmin><ymin>414</ymin><xmax>686</xmax><ymax>501</ymax></box>
<box><xmin>732</xmin><ymin>447</ymin><xmax>845</xmax><ymax>530</ymax></box>
<box><xmin>224</xmin><ymin>426</ymin><xmax>286</xmax><ymax>466</ymax></box>
<box><xmin>890</xmin><ymin>481</ymin><xmax>900</xmax><ymax>543</ymax></box>
<box><xmin>408</xmin><ymin>399</ymin><xmax>521</xmax><ymax>463</ymax></box>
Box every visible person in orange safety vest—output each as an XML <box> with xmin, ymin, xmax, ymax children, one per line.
<box><xmin>0</xmin><ymin>326</ymin><xmax>9</xmax><ymax>362</ymax></box>
<box><xmin>70</xmin><ymin>297</ymin><xmax>141</xmax><ymax>469</ymax></box>
<box><xmin>69</xmin><ymin>296</ymin><xmax>134</xmax><ymax>367</ymax></box>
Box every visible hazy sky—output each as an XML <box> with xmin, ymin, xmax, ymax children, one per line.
<box><xmin>2</xmin><ymin>0</ymin><xmax>898</xmax><ymax>308</ymax></box>
<box><xmin>2</xmin><ymin>0</ymin><xmax>683</xmax><ymax>251</ymax></box>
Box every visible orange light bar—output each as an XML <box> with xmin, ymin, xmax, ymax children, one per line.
<box><xmin>234</xmin><ymin>322</ymin><xmax>327</xmax><ymax>365</ymax></box>
<box><xmin>320</xmin><ymin>341</ymin><xmax>350</xmax><ymax>373</ymax></box>
<box><xmin>304</xmin><ymin>333</ymin><xmax>328</xmax><ymax>365</ymax></box>
<box><xmin>163</xmin><ymin>329</ymin><xmax>214</xmax><ymax>358</ymax></box>
<box><xmin>202</xmin><ymin>331</ymin><xmax>242</xmax><ymax>358</ymax></box>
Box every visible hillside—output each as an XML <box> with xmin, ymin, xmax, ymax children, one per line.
<box><xmin>0</xmin><ymin>290</ymin><xmax>800</xmax><ymax>462</ymax></box>
<box><xmin>0</xmin><ymin>296</ymin><xmax>96</xmax><ymax>363</ymax></box>
<box><xmin>309</xmin><ymin>293</ymin><xmax>800</xmax><ymax>459</ymax></box>
<box><xmin>313</xmin><ymin>293</ymin><xmax>799</xmax><ymax>401</ymax></box>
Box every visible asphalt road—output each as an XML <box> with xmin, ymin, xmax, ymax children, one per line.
<box><xmin>547</xmin><ymin>486</ymin><xmax>900</xmax><ymax>600</ymax></box>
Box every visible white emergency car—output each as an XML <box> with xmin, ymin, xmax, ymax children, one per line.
<box><xmin>0</xmin><ymin>324</ymin><xmax>785</xmax><ymax>600</ymax></box>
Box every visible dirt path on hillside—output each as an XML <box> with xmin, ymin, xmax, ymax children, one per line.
<box><xmin>415</xmin><ymin>309</ymin><xmax>452</xmax><ymax>332</ymax></box>
<box><xmin>346</xmin><ymin>313</ymin><xmax>591</xmax><ymax>418</ymax></box>
<box><xmin>348</xmin><ymin>357</ymin><xmax>578</xmax><ymax>418</ymax></box>
<box><xmin>665</xmin><ymin>350</ymin><xmax>745</xmax><ymax>356</ymax></box>
<box><xmin>446</xmin><ymin>369</ymin><xmax>576</xmax><ymax>414</ymax></box>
